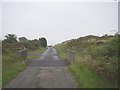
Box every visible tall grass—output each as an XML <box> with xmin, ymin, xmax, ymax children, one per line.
<box><xmin>55</xmin><ymin>44</ymin><xmax>67</xmax><ymax>60</ymax></box>
<box><xmin>2</xmin><ymin>53</ymin><xmax>27</xmax><ymax>87</ymax></box>
<box><xmin>69</xmin><ymin>63</ymin><xmax>114</xmax><ymax>88</ymax></box>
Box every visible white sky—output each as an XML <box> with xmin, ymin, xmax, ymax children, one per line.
<box><xmin>0</xmin><ymin>0</ymin><xmax>118</xmax><ymax>45</ymax></box>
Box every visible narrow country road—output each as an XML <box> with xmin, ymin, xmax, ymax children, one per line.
<box><xmin>5</xmin><ymin>47</ymin><xmax>78</xmax><ymax>88</ymax></box>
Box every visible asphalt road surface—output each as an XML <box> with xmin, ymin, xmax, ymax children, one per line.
<box><xmin>5</xmin><ymin>47</ymin><xmax>78</xmax><ymax>88</ymax></box>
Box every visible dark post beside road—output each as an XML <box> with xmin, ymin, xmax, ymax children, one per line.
<box><xmin>19</xmin><ymin>47</ymin><xmax>28</xmax><ymax>64</ymax></box>
<box><xmin>67</xmin><ymin>49</ymin><xmax>75</xmax><ymax>64</ymax></box>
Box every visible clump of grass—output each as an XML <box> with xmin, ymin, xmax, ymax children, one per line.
<box><xmin>69</xmin><ymin>63</ymin><xmax>114</xmax><ymax>88</ymax></box>
<box><xmin>54</xmin><ymin>44</ymin><xmax>67</xmax><ymax>60</ymax></box>
<box><xmin>2</xmin><ymin>50</ymin><xmax>27</xmax><ymax>87</ymax></box>
<box><xmin>27</xmin><ymin>55</ymin><xmax>38</xmax><ymax>60</ymax></box>
<box><xmin>2</xmin><ymin>62</ymin><xmax>27</xmax><ymax>87</ymax></box>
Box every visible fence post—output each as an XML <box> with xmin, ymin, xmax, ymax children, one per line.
<box><xmin>19</xmin><ymin>47</ymin><xmax>28</xmax><ymax>64</ymax></box>
<box><xmin>67</xmin><ymin>49</ymin><xmax>75</xmax><ymax>64</ymax></box>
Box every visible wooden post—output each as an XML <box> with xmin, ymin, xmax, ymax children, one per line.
<box><xmin>19</xmin><ymin>47</ymin><xmax>28</xmax><ymax>64</ymax></box>
<box><xmin>67</xmin><ymin>49</ymin><xmax>75</xmax><ymax>64</ymax></box>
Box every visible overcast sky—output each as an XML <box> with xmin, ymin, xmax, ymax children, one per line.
<box><xmin>1</xmin><ymin>1</ymin><xmax>118</xmax><ymax>45</ymax></box>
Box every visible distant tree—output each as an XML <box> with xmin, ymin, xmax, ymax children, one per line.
<box><xmin>4</xmin><ymin>34</ymin><xmax>18</xmax><ymax>43</ymax></box>
<box><xmin>18</xmin><ymin>37</ymin><xmax>27</xmax><ymax>42</ymax></box>
<box><xmin>2</xmin><ymin>34</ymin><xmax>18</xmax><ymax>53</ymax></box>
<box><xmin>39</xmin><ymin>37</ymin><xmax>47</xmax><ymax>47</ymax></box>
<box><xmin>32</xmin><ymin>39</ymin><xmax>40</xmax><ymax>48</ymax></box>
<box><xmin>2</xmin><ymin>34</ymin><xmax>18</xmax><ymax>48</ymax></box>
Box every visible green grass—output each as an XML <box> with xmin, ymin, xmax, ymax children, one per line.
<box><xmin>27</xmin><ymin>55</ymin><xmax>38</xmax><ymax>60</ymax></box>
<box><xmin>2</xmin><ymin>47</ymin><xmax>46</xmax><ymax>87</ymax></box>
<box><xmin>2</xmin><ymin>62</ymin><xmax>27</xmax><ymax>87</ymax></box>
<box><xmin>27</xmin><ymin>47</ymin><xmax>46</xmax><ymax>60</ymax></box>
<box><xmin>2</xmin><ymin>52</ymin><xmax>27</xmax><ymax>87</ymax></box>
<box><xmin>69</xmin><ymin>63</ymin><xmax>114</xmax><ymax>88</ymax></box>
<box><xmin>54</xmin><ymin>44</ymin><xmax>67</xmax><ymax>60</ymax></box>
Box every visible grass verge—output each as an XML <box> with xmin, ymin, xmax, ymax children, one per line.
<box><xmin>54</xmin><ymin>44</ymin><xmax>67</xmax><ymax>60</ymax></box>
<box><xmin>69</xmin><ymin>63</ymin><xmax>114</xmax><ymax>88</ymax></box>
<box><xmin>2</xmin><ymin>47</ymin><xmax>46</xmax><ymax>87</ymax></box>
<box><xmin>2</xmin><ymin>62</ymin><xmax>27</xmax><ymax>87</ymax></box>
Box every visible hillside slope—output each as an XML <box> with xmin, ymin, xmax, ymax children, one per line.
<box><xmin>55</xmin><ymin>34</ymin><xmax>119</xmax><ymax>88</ymax></box>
